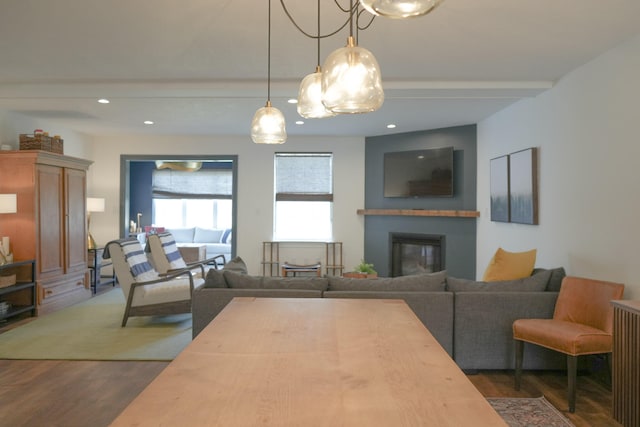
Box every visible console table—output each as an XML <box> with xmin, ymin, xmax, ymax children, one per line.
<box><xmin>109</xmin><ymin>298</ymin><xmax>506</xmax><ymax>426</ymax></box>
<box><xmin>261</xmin><ymin>241</ymin><xmax>343</xmax><ymax>277</ymax></box>
<box><xmin>88</xmin><ymin>248</ymin><xmax>116</xmax><ymax>294</ymax></box>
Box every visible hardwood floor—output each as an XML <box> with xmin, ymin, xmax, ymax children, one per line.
<box><xmin>0</xmin><ymin>360</ymin><xmax>621</xmax><ymax>426</ymax></box>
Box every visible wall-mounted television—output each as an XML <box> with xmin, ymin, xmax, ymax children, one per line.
<box><xmin>383</xmin><ymin>147</ymin><xmax>454</xmax><ymax>197</ymax></box>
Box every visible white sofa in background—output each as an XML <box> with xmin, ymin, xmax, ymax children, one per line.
<box><xmin>166</xmin><ymin>227</ymin><xmax>232</xmax><ymax>262</ymax></box>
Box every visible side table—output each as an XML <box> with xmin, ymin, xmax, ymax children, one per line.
<box><xmin>88</xmin><ymin>247</ymin><xmax>117</xmax><ymax>294</ymax></box>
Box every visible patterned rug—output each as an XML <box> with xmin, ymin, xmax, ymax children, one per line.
<box><xmin>488</xmin><ymin>396</ymin><xmax>575</xmax><ymax>427</ymax></box>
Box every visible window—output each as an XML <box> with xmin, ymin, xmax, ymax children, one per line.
<box><xmin>151</xmin><ymin>165</ymin><xmax>233</xmax><ymax>229</ymax></box>
<box><xmin>274</xmin><ymin>153</ymin><xmax>333</xmax><ymax>241</ymax></box>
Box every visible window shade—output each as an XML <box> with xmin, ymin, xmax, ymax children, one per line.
<box><xmin>275</xmin><ymin>153</ymin><xmax>333</xmax><ymax>201</ymax></box>
<box><xmin>152</xmin><ymin>169</ymin><xmax>232</xmax><ymax>199</ymax></box>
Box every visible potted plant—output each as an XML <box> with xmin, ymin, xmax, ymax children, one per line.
<box><xmin>344</xmin><ymin>260</ymin><xmax>378</xmax><ymax>279</ymax></box>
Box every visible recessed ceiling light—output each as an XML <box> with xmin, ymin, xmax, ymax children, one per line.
<box><xmin>97</xmin><ymin>98</ymin><xmax>110</xmax><ymax>104</ymax></box>
<box><xmin>143</xmin><ymin>120</ymin><xmax>154</xmax><ymax>125</ymax></box>
<box><xmin>387</xmin><ymin>124</ymin><xmax>397</xmax><ymax>129</ymax></box>
<box><xmin>295</xmin><ymin>120</ymin><xmax>304</xmax><ymax>125</ymax></box>
<box><xmin>288</xmin><ymin>98</ymin><xmax>298</xmax><ymax>104</ymax></box>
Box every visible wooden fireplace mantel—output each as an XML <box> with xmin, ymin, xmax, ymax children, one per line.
<box><xmin>357</xmin><ymin>209</ymin><xmax>480</xmax><ymax>218</ymax></box>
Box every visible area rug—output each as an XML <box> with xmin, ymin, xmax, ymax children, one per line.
<box><xmin>488</xmin><ymin>397</ymin><xmax>575</xmax><ymax>427</ymax></box>
<box><xmin>0</xmin><ymin>290</ymin><xmax>191</xmax><ymax>361</ymax></box>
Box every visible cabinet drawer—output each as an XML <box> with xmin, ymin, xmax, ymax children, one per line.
<box><xmin>40</xmin><ymin>275</ymin><xmax>86</xmax><ymax>300</ymax></box>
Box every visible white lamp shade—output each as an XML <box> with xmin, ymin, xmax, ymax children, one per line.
<box><xmin>0</xmin><ymin>194</ymin><xmax>17</xmax><ymax>214</ymax></box>
<box><xmin>297</xmin><ymin>69</ymin><xmax>336</xmax><ymax>119</ymax></box>
<box><xmin>251</xmin><ymin>102</ymin><xmax>287</xmax><ymax>144</ymax></box>
<box><xmin>87</xmin><ymin>197</ymin><xmax>105</xmax><ymax>213</ymax></box>
<box><xmin>359</xmin><ymin>0</ymin><xmax>443</xmax><ymax>19</ymax></box>
<box><xmin>321</xmin><ymin>37</ymin><xmax>384</xmax><ymax>114</ymax></box>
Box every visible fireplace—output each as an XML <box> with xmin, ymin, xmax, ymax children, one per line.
<box><xmin>390</xmin><ymin>233</ymin><xmax>444</xmax><ymax>277</ymax></box>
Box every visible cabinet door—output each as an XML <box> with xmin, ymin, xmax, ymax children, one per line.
<box><xmin>65</xmin><ymin>168</ymin><xmax>87</xmax><ymax>273</ymax></box>
<box><xmin>36</xmin><ymin>165</ymin><xmax>65</xmax><ymax>279</ymax></box>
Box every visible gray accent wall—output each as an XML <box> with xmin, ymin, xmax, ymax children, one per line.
<box><xmin>364</xmin><ymin>125</ymin><xmax>477</xmax><ymax>278</ymax></box>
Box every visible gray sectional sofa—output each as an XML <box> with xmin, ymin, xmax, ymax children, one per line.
<box><xmin>191</xmin><ymin>265</ymin><xmax>566</xmax><ymax>371</ymax></box>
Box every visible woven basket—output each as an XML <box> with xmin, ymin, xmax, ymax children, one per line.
<box><xmin>51</xmin><ymin>137</ymin><xmax>64</xmax><ymax>154</ymax></box>
<box><xmin>0</xmin><ymin>274</ymin><xmax>16</xmax><ymax>289</ymax></box>
<box><xmin>20</xmin><ymin>134</ymin><xmax>53</xmax><ymax>151</ymax></box>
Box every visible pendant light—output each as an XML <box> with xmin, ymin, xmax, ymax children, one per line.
<box><xmin>251</xmin><ymin>0</ymin><xmax>287</xmax><ymax>144</ymax></box>
<box><xmin>321</xmin><ymin>0</ymin><xmax>384</xmax><ymax>114</ymax></box>
<box><xmin>297</xmin><ymin>0</ymin><xmax>335</xmax><ymax>119</ymax></box>
<box><xmin>359</xmin><ymin>0</ymin><xmax>443</xmax><ymax>19</ymax></box>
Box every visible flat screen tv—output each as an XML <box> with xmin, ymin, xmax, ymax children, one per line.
<box><xmin>383</xmin><ymin>147</ymin><xmax>454</xmax><ymax>197</ymax></box>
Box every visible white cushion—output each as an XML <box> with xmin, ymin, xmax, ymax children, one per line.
<box><xmin>131</xmin><ymin>277</ymin><xmax>204</xmax><ymax>307</ymax></box>
<box><xmin>194</xmin><ymin>227</ymin><xmax>223</xmax><ymax>243</ymax></box>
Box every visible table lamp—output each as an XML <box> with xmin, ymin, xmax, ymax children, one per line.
<box><xmin>87</xmin><ymin>197</ymin><xmax>105</xmax><ymax>250</ymax></box>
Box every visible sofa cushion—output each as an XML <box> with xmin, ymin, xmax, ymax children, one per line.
<box><xmin>167</xmin><ymin>227</ymin><xmax>195</xmax><ymax>243</ymax></box>
<box><xmin>224</xmin><ymin>256</ymin><xmax>248</xmax><ymax>274</ymax></box>
<box><xmin>221</xmin><ymin>228</ymin><xmax>232</xmax><ymax>243</ymax></box>
<box><xmin>223</xmin><ymin>270</ymin><xmax>262</xmax><ymax>288</ymax></box>
<box><xmin>482</xmin><ymin>247</ymin><xmax>537</xmax><ymax>281</ymax></box>
<box><xmin>532</xmin><ymin>267</ymin><xmax>566</xmax><ymax>291</ymax></box>
<box><xmin>447</xmin><ymin>269</ymin><xmax>552</xmax><ymax>292</ymax></box>
<box><xmin>203</xmin><ymin>268</ymin><xmax>227</xmax><ymax>288</ymax></box>
<box><xmin>328</xmin><ymin>271</ymin><xmax>446</xmax><ymax>292</ymax></box>
<box><xmin>194</xmin><ymin>227</ymin><xmax>224</xmax><ymax>243</ymax></box>
<box><xmin>262</xmin><ymin>276</ymin><xmax>329</xmax><ymax>291</ymax></box>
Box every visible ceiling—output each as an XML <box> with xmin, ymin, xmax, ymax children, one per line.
<box><xmin>1</xmin><ymin>0</ymin><xmax>639</xmax><ymax>138</ymax></box>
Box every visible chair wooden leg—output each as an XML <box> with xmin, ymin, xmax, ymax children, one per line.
<box><xmin>567</xmin><ymin>355</ymin><xmax>578</xmax><ymax>413</ymax></box>
<box><xmin>515</xmin><ymin>339</ymin><xmax>524</xmax><ymax>390</ymax></box>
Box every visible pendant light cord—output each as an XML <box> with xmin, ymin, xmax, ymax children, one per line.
<box><xmin>316</xmin><ymin>0</ymin><xmax>321</xmax><ymax>67</ymax></box>
<box><xmin>267</xmin><ymin>0</ymin><xmax>272</xmax><ymax>102</ymax></box>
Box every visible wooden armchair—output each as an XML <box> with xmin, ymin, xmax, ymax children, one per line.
<box><xmin>513</xmin><ymin>276</ymin><xmax>624</xmax><ymax>412</ymax></box>
<box><xmin>146</xmin><ymin>231</ymin><xmax>225</xmax><ymax>277</ymax></box>
<box><xmin>105</xmin><ymin>238</ymin><xmax>204</xmax><ymax>327</ymax></box>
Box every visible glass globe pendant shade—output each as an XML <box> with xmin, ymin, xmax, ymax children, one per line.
<box><xmin>321</xmin><ymin>36</ymin><xmax>384</xmax><ymax>114</ymax></box>
<box><xmin>297</xmin><ymin>67</ymin><xmax>336</xmax><ymax>119</ymax></box>
<box><xmin>251</xmin><ymin>101</ymin><xmax>287</xmax><ymax>144</ymax></box>
<box><xmin>359</xmin><ymin>0</ymin><xmax>443</xmax><ymax>19</ymax></box>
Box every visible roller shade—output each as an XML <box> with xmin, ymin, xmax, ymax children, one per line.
<box><xmin>152</xmin><ymin>169</ymin><xmax>232</xmax><ymax>199</ymax></box>
<box><xmin>275</xmin><ymin>153</ymin><xmax>333</xmax><ymax>202</ymax></box>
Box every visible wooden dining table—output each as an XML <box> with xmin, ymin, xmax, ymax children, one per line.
<box><xmin>110</xmin><ymin>297</ymin><xmax>507</xmax><ymax>426</ymax></box>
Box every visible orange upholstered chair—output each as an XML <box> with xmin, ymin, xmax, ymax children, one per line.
<box><xmin>513</xmin><ymin>276</ymin><xmax>624</xmax><ymax>412</ymax></box>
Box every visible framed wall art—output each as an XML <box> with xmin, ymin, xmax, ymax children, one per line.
<box><xmin>508</xmin><ymin>147</ymin><xmax>538</xmax><ymax>225</ymax></box>
<box><xmin>489</xmin><ymin>155</ymin><xmax>510</xmax><ymax>222</ymax></box>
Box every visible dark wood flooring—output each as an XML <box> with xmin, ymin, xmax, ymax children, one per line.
<box><xmin>0</xmin><ymin>359</ymin><xmax>620</xmax><ymax>427</ymax></box>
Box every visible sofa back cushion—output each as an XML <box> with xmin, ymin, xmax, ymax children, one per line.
<box><xmin>262</xmin><ymin>277</ymin><xmax>329</xmax><ymax>291</ymax></box>
<box><xmin>167</xmin><ymin>227</ymin><xmax>195</xmax><ymax>243</ymax></box>
<box><xmin>328</xmin><ymin>271</ymin><xmax>446</xmax><ymax>292</ymax></box>
<box><xmin>447</xmin><ymin>269</ymin><xmax>552</xmax><ymax>292</ymax></box>
<box><xmin>223</xmin><ymin>270</ymin><xmax>262</xmax><ymax>289</ymax></box>
<box><xmin>204</xmin><ymin>268</ymin><xmax>227</xmax><ymax>288</ymax></box>
<box><xmin>532</xmin><ymin>267</ymin><xmax>566</xmax><ymax>291</ymax></box>
<box><xmin>194</xmin><ymin>227</ymin><xmax>224</xmax><ymax>243</ymax></box>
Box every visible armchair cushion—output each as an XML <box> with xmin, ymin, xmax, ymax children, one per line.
<box><xmin>121</xmin><ymin>239</ymin><xmax>158</xmax><ymax>282</ymax></box>
<box><xmin>157</xmin><ymin>232</ymin><xmax>187</xmax><ymax>270</ymax></box>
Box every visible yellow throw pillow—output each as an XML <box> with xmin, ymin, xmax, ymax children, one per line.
<box><xmin>482</xmin><ymin>247</ymin><xmax>537</xmax><ymax>282</ymax></box>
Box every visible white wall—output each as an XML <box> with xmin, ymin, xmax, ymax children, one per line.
<box><xmin>477</xmin><ymin>34</ymin><xmax>640</xmax><ymax>298</ymax></box>
<box><xmin>88</xmin><ymin>134</ymin><xmax>365</xmax><ymax>275</ymax></box>
<box><xmin>0</xmin><ymin>111</ymin><xmax>92</xmax><ymax>160</ymax></box>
